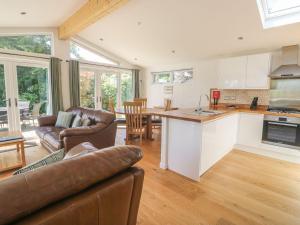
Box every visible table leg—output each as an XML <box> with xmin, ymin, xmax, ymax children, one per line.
<box><xmin>147</xmin><ymin>115</ymin><xmax>154</xmax><ymax>140</ymax></box>
<box><xmin>20</xmin><ymin>142</ymin><xmax>26</xmax><ymax>167</ymax></box>
<box><xmin>16</xmin><ymin>143</ymin><xmax>20</xmax><ymax>153</ymax></box>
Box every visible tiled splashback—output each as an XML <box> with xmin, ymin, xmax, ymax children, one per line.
<box><xmin>216</xmin><ymin>89</ymin><xmax>270</xmax><ymax>106</ymax></box>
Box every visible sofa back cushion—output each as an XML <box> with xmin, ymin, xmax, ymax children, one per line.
<box><xmin>0</xmin><ymin>145</ymin><xmax>143</xmax><ymax>225</ymax></box>
<box><xmin>67</xmin><ymin>107</ymin><xmax>115</xmax><ymax>125</ymax></box>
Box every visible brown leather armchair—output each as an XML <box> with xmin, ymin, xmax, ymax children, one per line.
<box><xmin>36</xmin><ymin>107</ymin><xmax>117</xmax><ymax>152</ymax></box>
<box><xmin>0</xmin><ymin>145</ymin><xmax>144</xmax><ymax>225</ymax></box>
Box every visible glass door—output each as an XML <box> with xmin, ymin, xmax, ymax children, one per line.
<box><xmin>79</xmin><ymin>66</ymin><xmax>134</xmax><ymax>111</ymax></box>
<box><xmin>15</xmin><ymin>64</ymin><xmax>49</xmax><ymax>133</ymax></box>
<box><xmin>0</xmin><ymin>63</ymin><xmax>9</xmax><ymax>131</ymax></box>
<box><xmin>100</xmin><ymin>71</ymin><xmax>118</xmax><ymax>110</ymax></box>
<box><xmin>80</xmin><ymin>70</ymin><xmax>96</xmax><ymax>108</ymax></box>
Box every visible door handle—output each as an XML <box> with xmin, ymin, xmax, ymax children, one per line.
<box><xmin>15</xmin><ymin>98</ymin><xmax>18</xmax><ymax>107</ymax></box>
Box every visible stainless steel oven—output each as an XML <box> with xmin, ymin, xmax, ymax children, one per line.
<box><xmin>262</xmin><ymin>115</ymin><xmax>300</xmax><ymax>150</ymax></box>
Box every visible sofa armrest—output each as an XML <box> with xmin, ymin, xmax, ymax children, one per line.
<box><xmin>38</xmin><ymin>115</ymin><xmax>57</xmax><ymax>127</ymax></box>
<box><xmin>59</xmin><ymin>123</ymin><xmax>107</xmax><ymax>139</ymax></box>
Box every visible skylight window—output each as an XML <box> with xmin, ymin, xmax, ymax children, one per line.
<box><xmin>70</xmin><ymin>41</ymin><xmax>117</xmax><ymax>66</ymax></box>
<box><xmin>257</xmin><ymin>0</ymin><xmax>300</xmax><ymax>28</ymax></box>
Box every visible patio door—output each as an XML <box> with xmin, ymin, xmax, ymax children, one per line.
<box><xmin>0</xmin><ymin>62</ymin><xmax>12</xmax><ymax>132</ymax></box>
<box><xmin>79</xmin><ymin>66</ymin><xmax>134</xmax><ymax>110</ymax></box>
<box><xmin>0</xmin><ymin>60</ymin><xmax>50</xmax><ymax>133</ymax></box>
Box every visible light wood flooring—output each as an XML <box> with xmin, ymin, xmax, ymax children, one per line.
<box><xmin>1</xmin><ymin>129</ymin><xmax>300</xmax><ymax>225</ymax></box>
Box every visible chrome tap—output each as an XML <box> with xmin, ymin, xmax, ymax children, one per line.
<box><xmin>196</xmin><ymin>94</ymin><xmax>210</xmax><ymax>112</ymax></box>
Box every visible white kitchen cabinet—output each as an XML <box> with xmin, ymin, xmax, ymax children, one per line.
<box><xmin>200</xmin><ymin>114</ymin><xmax>239</xmax><ymax>175</ymax></box>
<box><xmin>246</xmin><ymin>53</ymin><xmax>270</xmax><ymax>89</ymax></box>
<box><xmin>236</xmin><ymin>113</ymin><xmax>264</xmax><ymax>147</ymax></box>
<box><xmin>217</xmin><ymin>53</ymin><xmax>271</xmax><ymax>89</ymax></box>
<box><xmin>218</xmin><ymin>56</ymin><xmax>247</xmax><ymax>89</ymax></box>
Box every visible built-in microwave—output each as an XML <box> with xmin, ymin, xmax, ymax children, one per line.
<box><xmin>262</xmin><ymin>115</ymin><xmax>300</xmax><ymax>150</ymax></box>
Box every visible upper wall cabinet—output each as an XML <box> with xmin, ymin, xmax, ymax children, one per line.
<box><xmin>218</xmin><ymin>56</ymin><xmax>247</xmax><ymax>89</ymax></box>
<box><xmin>217</xmin><ymin>53</ymin><xmax>271</xmax><ymax>89</ymax></box>
<box><xmin>246</xmin><ymin>53</ymin><xmax>270</xmax><ymax>89</ymax></box>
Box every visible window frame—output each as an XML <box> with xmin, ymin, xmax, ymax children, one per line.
<box><xmin>79</xmin><ymin>64</ymin><xmax>134</xmax><ymax>109</ymax></box>
<box><xmin>70</xmin><ymin>39</ymin><xmax>119</xmax><ymax>66</ymax></box>
<box><xmin>0</xmin><ymin>32</ymin><xmax>54</xmax><ymax>57</ymax></box>
<box><xmin>257</xmin><ymin>0</ymin><xmax>300</xmax><ymax>28</ymax></box>
<box><xmin>152</xmin><ymin>68</ymin><xmax>193</xmax><ymax>85</ymax></box>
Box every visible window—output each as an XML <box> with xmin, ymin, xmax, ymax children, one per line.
<box><xmin>0</xmin><ymin>34</ymin><xmax>52</xmax><ymax>55</ymax></box>
<box><xmin>173</xmin><ymin>69</ymin><xmax>193</xmax><ymax>83</ymax></box>
<box><xmin>257</xmin><ymin>0</ymin><xmax>300</xmax><ymax>28</ymax></box>
<box><xmin>152</xmin><ymin>69</ymin><xmax>193</xmax><ymax>84</ymax></box>
<box><xmin>70</xmin><ymin>42</ymin><xmax>117</xmax><ymax>65</ymax></box>
<box><xmin>152</xmin><ymin>72</ymin><xmax>172</xmax><ymax>84</ymax></box>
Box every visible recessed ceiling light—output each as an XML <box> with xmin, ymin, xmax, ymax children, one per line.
<box><xmin>99</xmin><ymin>38</ymin><xmax>104</xmax><ymax>41</ymax></box>
<box><xmin>237</xmin><ymin>36</ymin><xmax>244</xmax><ymax>40</ymax></box>
<box><xmin>134</xmin><ymin>58</ymin><xmax>138</xmax><ymax>61</ymax></box>
<box><xmin>137</xmin><ymin>21</ymin><xmax>142</xmax><ymax>26</ymax></box>
<box><xmin>20</xmin><ymin>12</ymin><xmax>27</xmax><ymax>15</ymax></box>
<box><xmin>172</xmin><ymin>50</ymin><xmax>176</xmax><ymax>54</ymax></box>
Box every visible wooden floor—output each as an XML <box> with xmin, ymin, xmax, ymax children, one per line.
<box><xmin>1</xmin><ymin>129</ymin><xmax>300</xmax><ymax>225</ymax></box>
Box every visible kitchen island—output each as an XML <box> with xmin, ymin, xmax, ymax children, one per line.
<box><xmin>154</xmin><ymin>107</ymin><xmax>300</xmax><ymax>181</ymax></box>
<box><xmin>155</xmin><ymin>109</ymin><xmax>239</xmax><ymax>181</ymax></box>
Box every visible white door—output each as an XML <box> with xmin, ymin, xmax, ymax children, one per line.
<box><xmin>79</xmin><ymin>66</ymin><xmax>134</xmax><ymax>111</ymax></box>
<box><xmin>0</xmin><ymin>60</ymin><xmax>50</xmax><ymax>133</ymax></box>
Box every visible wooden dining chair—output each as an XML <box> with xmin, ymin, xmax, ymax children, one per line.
<box><xmin>108</xmin><ymin>98</ymin><xmax>126</xmax><ymax>126</ymax></box>
<box><xmin>134</xmin><ymin>98</ymin><xmax>147</xmax><ymax>109</ymax></box>
<box><xmin>124</xmin><ymin>101</ymin><xmax>147</xmax><ymax>144</ymax></box>
<box><xmin>164</xmin><ymin>99</ymin><xmax>172</xmax><ymax>111</ymax></box>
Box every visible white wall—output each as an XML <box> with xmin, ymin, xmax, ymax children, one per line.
<box><xmin>143</xmin><ymin>60</ymin><xmax>218</xmax><ymax>108</ymax></box>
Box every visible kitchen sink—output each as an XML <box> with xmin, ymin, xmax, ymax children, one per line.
<box><xmin>183</xmin><ymin>110</ymin><xmax>224</xmax><ymax>116</ymax></box>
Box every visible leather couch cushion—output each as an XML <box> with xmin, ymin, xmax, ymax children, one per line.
<box><xmin>44</xmin><ymin>132</ymin><xmax>62</xmax><ymax>150</ymax></box>
<box><xmin>36</xmin><ymin>127</ymin><xmax>63</xmax><ymax>140</ymax></box>
<box><xmin>64</xmin><ymin>142</ymin><xmax>98</xmax><ymax>159</ymax></box>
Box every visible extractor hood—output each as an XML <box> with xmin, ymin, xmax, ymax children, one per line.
<box><xmin>269</xmin><ymin>45</ymin><xmax>300</xmax><ymax>78</ymax></box>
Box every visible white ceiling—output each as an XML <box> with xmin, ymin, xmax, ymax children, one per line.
<box><xmin>0</xmin><ymin>0</ymin><xmax>87</xmax><ymax>27</ymax></box>
<box><xmin>78</xmin><ymin>0</ymin><xmax>300</xmax><ymax>67</ymax></box>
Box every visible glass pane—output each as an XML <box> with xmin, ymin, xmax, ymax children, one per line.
<box><xmin>101</xmin><ymin>72</ymin><xmax>118</xmax><ymax>110</ymax></box>
<box><xmin>0</xmin><ymin>35</ymin><xmax>51</xmax><ymax>55</ymax></box>
<box><xmin>0</xmin><ymin>64</ymin><xmax>8</xmax><ymax>131</ymax></box>
<box><xmin>153</xmin><ymin>72</ymin><xmax>172</xmax><ymax>84</ymax></box>
<box><xmin>266</xmin><ymin>0</ymin><xmax>300</xmax><ymax>13</ymax></box>
<box><xmin>173</xmin><ymin>70</ymin><xmax>193</xmax><ymax>83</ymax></box>
<box><xmin>70</xmin><ymin>42</ymin><xmax>117</xmax><ymax>65</ymax></box>
<box><xmin>121</xmin><ymin>71</ymin><xmax>133</xmax><ymax>105</ymax></box>
<box><xmin>80</xmin><ymin>71</ymin><xmax>95</xmax><ymax>108</ymax></box>
<box><xmin>17</xmin><ymin>66</ymin><xmax>49</xmax><ymax>132</ymax></box>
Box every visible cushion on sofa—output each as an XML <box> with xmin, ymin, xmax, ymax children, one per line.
<box><xmin>13</xmin><ymin>148</ymin><xmax>65</xmax><ymax>175</ymax></box>
<box><xmin>55</xmin><ymin>111</ymin><xmax>74</xmax><ymax>128</ymax></box>
<box><xmin>64</xmin><ymin>142</ymin><xmax>98</xmax><ymax>159</ymax></box>
<box><xmin>72</xmin><ymin>115</ymin><xmax>82</xmax><ymax>128</ymax></box>
<box><xmin>44</xmin><ymin>132</ymin><xmax>63</xmax><ymax>150</ymax></box>
<box><xmin>35</xmin><ymin>126</ymin><xmax>64</xmax><ymax>140</ymax></box>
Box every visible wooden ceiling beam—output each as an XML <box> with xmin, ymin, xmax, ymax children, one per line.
<box><xmin>58</xmin><ymin>0</ymin><xmax>129</xmax><ymax>40</ymax></box>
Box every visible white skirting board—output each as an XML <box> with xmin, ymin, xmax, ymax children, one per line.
<box><xmin>234</xmin><ymin>144</ymin><xmax>300</xmax><ymax>164</ymax></box>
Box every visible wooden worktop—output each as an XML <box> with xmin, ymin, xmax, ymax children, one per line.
<box><xmin>153</xmin><ymin>105</ymin><xmax>300</xmax><ymax>123</ymax></box>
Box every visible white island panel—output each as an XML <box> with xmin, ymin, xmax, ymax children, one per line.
<box><xmin>167</xmin><ymin>119</ymin><xmax>202</xmax><ymax>181</ymax></box>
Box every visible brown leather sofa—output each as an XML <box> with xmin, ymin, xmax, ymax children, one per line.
<box><xmin>0</xmin><ymin>145</ymin><xmax>144</xmax><ymax>225</ymax></box>
<box><xmin>36</xmin><ymin>107</ymin><xmax>117</xmax><ymax>152</ymax></box>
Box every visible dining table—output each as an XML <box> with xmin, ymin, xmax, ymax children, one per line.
<box><xmin>114</xmin><ymin>107</ymin><xmax>165</xmax><ymax>140</ymax></box>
